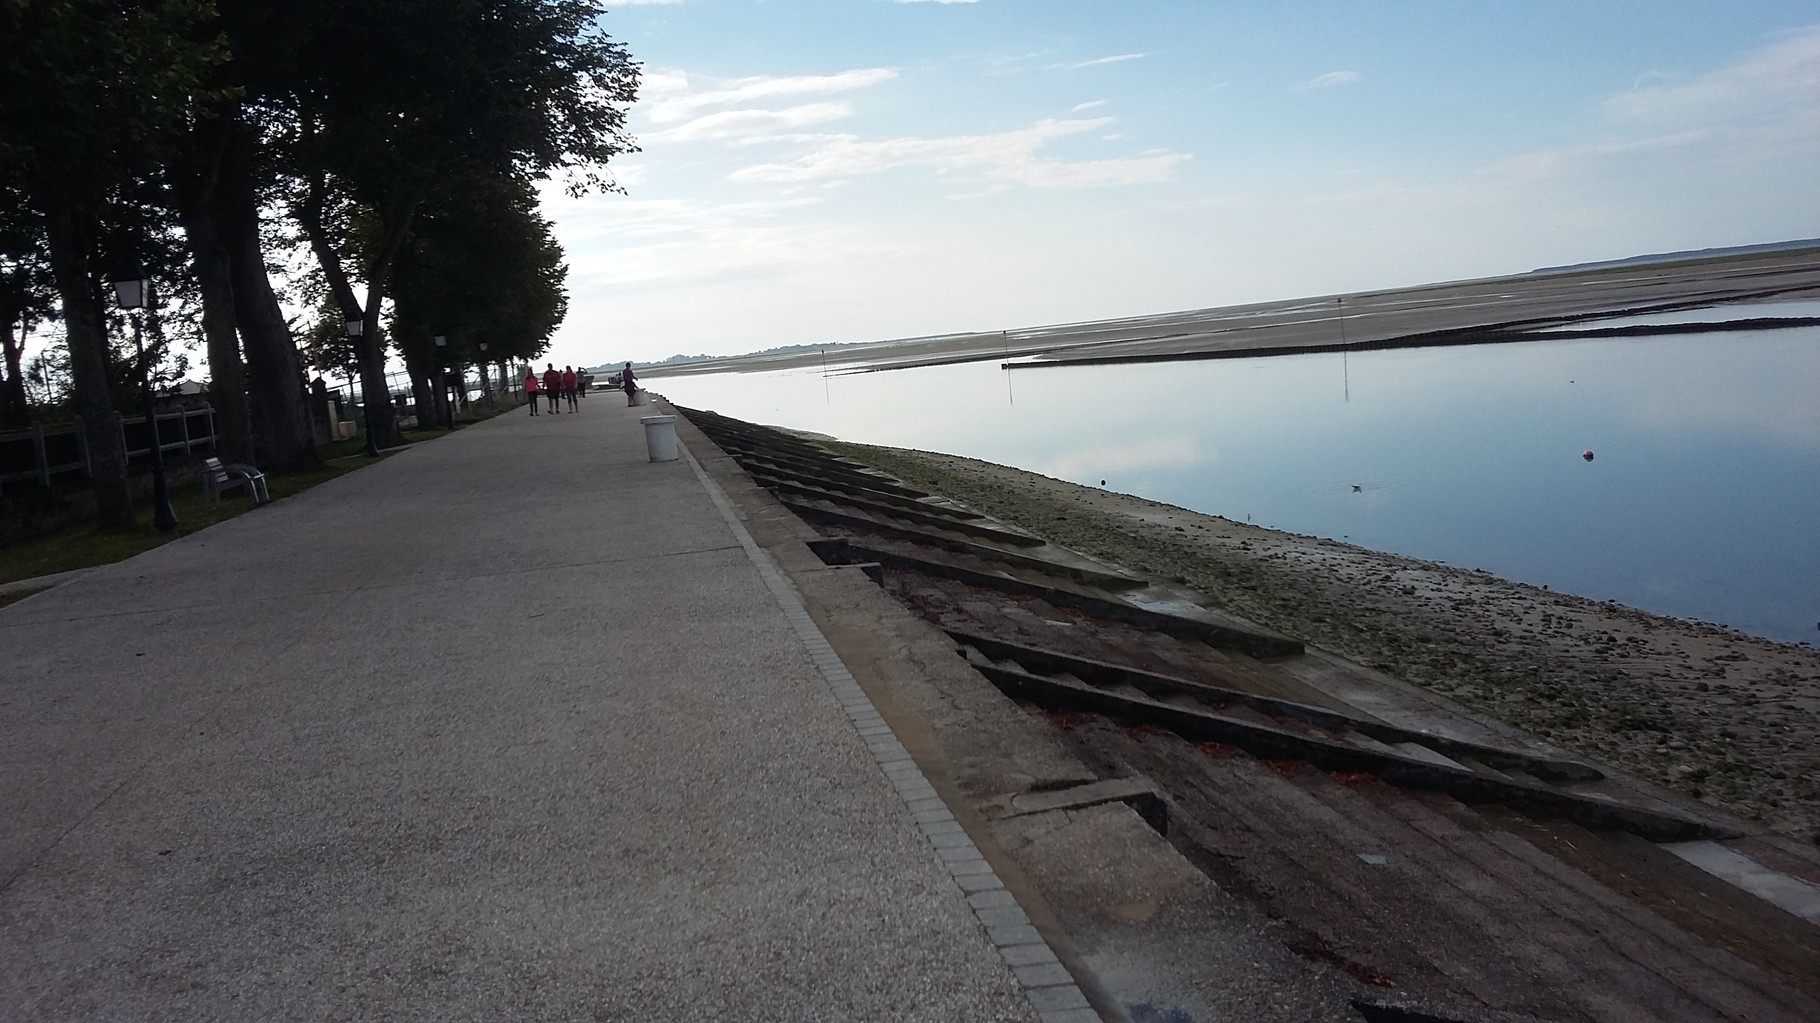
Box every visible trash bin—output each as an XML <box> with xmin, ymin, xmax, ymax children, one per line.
<box><xmin>641</xmin><ymin>415</ymin><xmax>678</xmax><ymax>462</ymax></box>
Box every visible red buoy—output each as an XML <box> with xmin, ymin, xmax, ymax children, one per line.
<box><xmin>1582</xmin><ymin>449</ymin><xmax>1595</xmax><ymax>462</ymax></box>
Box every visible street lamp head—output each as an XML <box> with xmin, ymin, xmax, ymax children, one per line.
<box><xmin>110</xmin><ymin>265</ymin><xmax>150</xmax><ymax>310</ymax></box>
<box><xmin>344</xmin><ymin>314</ymin><xmax>364</xmax><ymax>338</ymax></box>
<box><xmin>434</xmin><ymin>335</ymin><xmax>448</xmax><ymax>347</ymax></box>
<box><xmin>479</xmin><ymin>343</ymin><xmax>489</xmax><ymax>352</ymax></box>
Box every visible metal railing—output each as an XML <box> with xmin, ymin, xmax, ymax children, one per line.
<box><xmin>0</xmin><ymin>406</ymin><xmax>217</xmax><ymax>487</ymax></box>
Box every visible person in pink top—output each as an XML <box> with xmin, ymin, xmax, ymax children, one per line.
<box><xmin>542</xmin><ymin>364</ymin><xmax>562</xmax><ymax>413</ymax></box>
<box><xmin>523</xmin><ymin>369</ymin><xmax>540</xmax><ymax>415</ymax></box>
<box><xmin>562</xmin><ymin>367</ymin><xmax>578</xmax><ymax>412</ymax></box>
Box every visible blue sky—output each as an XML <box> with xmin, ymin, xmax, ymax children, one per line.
<box><xmin>542</xmin><ymin>1</ymin><xmax>1820</xmax><ymax>366</ymax></box>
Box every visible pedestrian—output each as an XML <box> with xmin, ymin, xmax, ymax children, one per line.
<box><xmin>542</xmin><ymin>363</ymin><xmax>562</xmax><ymax>414</ymax></box>
<box><xmin>523</xmin><ymin>368</ymin><xmax>540</xmax><ymax>415</ymax></box>
<box><xmin>562</xmin><ymin>366</ymin><xmax>578</xmax><ymax>412</ymax></box>
<box><xmin>577</xmin><ymin>372</ymin><xmax>590</xmax><ymax>399</ymax></box>
<box><xmin>621</xmin><ymin>362</ymin><xmax>637</xmax><ymax>406</ymax></box>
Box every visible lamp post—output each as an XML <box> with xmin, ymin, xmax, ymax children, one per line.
<box><xmin>346</xmin><ymin>314</ymin><xmax>380</xmax><ymax>457</ymax></box>
<box><xmin>433</xmin><ymin>335</ymin><xmax>453</xmax><ymax>430</ymax></box>
<box><xmin>110</xmin><ymin>266</ymin><xmax>178</xmax><ymax>533</ymax></box>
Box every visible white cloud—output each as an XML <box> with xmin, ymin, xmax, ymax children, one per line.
<box><xmin>1072</xmin><ymin>53</ymin><xmax>1145</xmax><ymax>69</ymax></box>
<box><xmin>1296</xmin><ymin>70</ymin><xmax>1359</xmax><ymax>90</ymax></box>
<box><xmin>894</xmin><ymin>0</ymin><xmax>978</xmax><ymax>4</ymax></box>
<box><xmin>640</xmin><ymin>70</ymin><xmax>692</xmax><ymax>98</ymax></box>
<box><xmin>1466</xmin><ymin>25</ymin><xmax>1820</xmax><ymax>194</ymax></box>
<box><xmin>1070</xmin><ymin>99</ymin><xmax>1108</xmax><ymax>112</ymax></box>
<box><xmin>729</xmin><ymin>117</ymin><xmax>1188</xmax><ymax>188</ymax></box>
<box><xmin>541</xmin><ymin>192</ymin><xmax>882</xmax><ymax>290</ymax></box>
<box><xmin>649</xmin><ymin>102</ymin><xmax>854</xmax><ymax>143</ymax></box>
<box><xmin>645</xmin><ymin>69</ymin><xmax>898</xmax><ymax>124</ymax></box>
<box><xmin>1603</xmin><ymin>24</ymin><xmax>1820</xmax><ymax>123</ymax></box>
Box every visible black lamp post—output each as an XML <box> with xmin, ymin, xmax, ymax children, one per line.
<box><xmin>111</xmin><ymin>267</ymin><xmax>178</xmax><ymax>533</ymax></box>
<box><xmin>434</xmin><ymin>335</ymin><xmax>454</xmax><ymax>430</ymax></box>
<box><xmin>347</xmin><ymin>314</ymin><xmax>380</xmax><ymax>457</ymax></box>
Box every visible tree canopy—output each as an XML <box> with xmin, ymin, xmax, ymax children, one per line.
<box><xmin>0</xmin><ymin>0</ymin><xmax>640</xmax><ymax>528</ymax></box>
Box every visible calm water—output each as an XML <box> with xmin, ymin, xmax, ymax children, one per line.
<box><xmin>652</xmin><ymin>330</ymin><xmax>1820</xmax><ymax>644</ymax></box>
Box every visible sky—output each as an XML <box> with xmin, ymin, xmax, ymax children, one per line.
<box><xmin>537</xmin><ymin>1</ymin><xmax>1820</xmax><ymax>368</ymax></box>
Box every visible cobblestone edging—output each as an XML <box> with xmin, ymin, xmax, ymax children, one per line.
<box><xmin>681</xmin><ymin>443</ymin><xmax>1100</xmax><ymax>1023</ymax></box>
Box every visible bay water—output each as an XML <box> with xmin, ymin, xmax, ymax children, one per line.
<box><xmin>650</xmin><ymin>328</ymin><xmax>1820</xmax><ymax>644</ymax></box>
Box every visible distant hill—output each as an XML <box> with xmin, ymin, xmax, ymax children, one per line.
<box><xmin>1533</xmin><ymin>238</ymin><xmax>1820</xmax><ymax>274</ymax></box>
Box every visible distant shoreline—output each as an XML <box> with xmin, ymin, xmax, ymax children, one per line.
<box><xmin>1531</xmin><ymin>237</ymin><xmax>1820</xmax><ymax>274</ymax></box>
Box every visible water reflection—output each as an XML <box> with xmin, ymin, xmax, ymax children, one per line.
<box><xmin>653</xmin><ymin>329</ymin><xmax>1820</xmax><ymax>643</ymax></box>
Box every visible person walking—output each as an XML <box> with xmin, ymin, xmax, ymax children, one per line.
<box><xmin>621</xmin><ymin>362</ymin><xmax>637</xmax><ymax>406</ymax></box>
<box><xmin>523</xmin><ymin>368</ymin><xmax>541</xmax><ymax>415</ymax></box>
<box><xmin>562</xmin><ymin>366</ymin><xmax>579</xmax><ymax>412</ymax></box>
<box><xmin>542</xmin><ymin>363</ymin><xmax>562</xmax><ymax>414</ymax></box>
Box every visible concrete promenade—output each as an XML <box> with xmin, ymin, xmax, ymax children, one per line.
<box><xmin>0</xmin><ymin>396</ymin><xmax>1071</xmax><ymax>1021</ymax></box>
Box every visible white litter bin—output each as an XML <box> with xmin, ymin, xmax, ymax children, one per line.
<box><xmin>641</xmin><ymin>414</ymin><xmax>679</xmax><ymax>462</ymax></box>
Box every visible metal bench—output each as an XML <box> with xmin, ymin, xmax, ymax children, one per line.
<box><xmin>201</xmin><ymin>455</ymin><xmax>269</xmax><ymax>506</ymax></box>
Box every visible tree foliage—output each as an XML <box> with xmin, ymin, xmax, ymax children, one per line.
<box><xmin>389</xmin><ymin>174</ymin><xmax>569</xmax><ymax>368</ymax></box>
<box><xmin>0</xmin><ymin>0</ymin><xmax>639</xmax><ymax>526</ymax></box>
<box><xmin>293</xmin><ymin>0</ymin><xmax>638</xmax><ymax>445</ymax></box>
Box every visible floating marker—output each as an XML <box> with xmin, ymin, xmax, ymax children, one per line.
<box><xmin>1583</xmin><ymin>450</ymin><xmax>1595</xmax><ymax>462</ymax></box>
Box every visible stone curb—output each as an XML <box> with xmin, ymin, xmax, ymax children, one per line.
<box><xmin>681</xmin><ymin>441</ymin><xmax>1098</xmax><ymax>1023</ymax></box>
<box><xmin>0</xmin><ymin>566</ymin><xmax>94</xmax><ymax>597</ymax></box>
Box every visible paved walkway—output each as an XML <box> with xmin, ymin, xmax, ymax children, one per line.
<box><xmin>0</xmin><ymin>397</ymin><xmax>1079</xmax><ymax>1021</ymax></box>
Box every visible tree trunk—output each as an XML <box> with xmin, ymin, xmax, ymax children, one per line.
<box><xmin>410</xmin><ymin>372</ymin><xmax>433</xmax><ymax>425</ymax></box>
<box><xmin>296</xmin><ymin>173</ymin><xmax>415</xmax><ymax>451</ymax></box>
<box><xmin>218</xmin><ymin>124</ymin><xmax>318</xmax><ymax>470</ymax></box>
<box><xmin>401</xmin><ymin>344</ymin><xmax>433</xmax><ymax>425</ymax></box>
<box><xmin>1</xmin><ymin>312</ymin><xmax>31</xmax><ymax>428</ymax></box>
<box><xmin>171</xmin><ymin>122</ymin><xmax>256</xmax><ymax>465</ymax></box>
<box><xmin>353</xmin><ymin>204</ymin><xmax>424</xmax><ymax>449</ymax></box>
<box><xmin>449</xmin><ymin>365</ymin><xmax>467</xmax><ymax>412</ymax></box>
<box><xmin>42</xmin><ymin>200</ymin><xmax>135</xmax><ymax>531</ymax></box>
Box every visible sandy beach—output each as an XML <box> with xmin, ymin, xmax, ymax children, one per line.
<box><xmin>825</xmin><ymin>441</ymin><xmax>1820</xmax><ymax>843</ymax></box>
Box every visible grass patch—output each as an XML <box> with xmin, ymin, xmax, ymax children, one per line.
<box><xmin>0</xmin><ymin>399</ymin><xmax>526</xmax><ymax>588</ymax></box>
<box><xmin>0</xmin><ymin>457</ymin><xmax>368</xmax><ymax>586</ymax></box>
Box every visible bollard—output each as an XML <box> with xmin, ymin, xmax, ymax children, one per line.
<box><xmin>641</xmin><ymin>415</ymin><xmax>678</xmax><ymax>462</ymax></box>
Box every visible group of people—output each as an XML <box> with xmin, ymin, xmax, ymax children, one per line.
<box><xmin>523</xmin><ymin>362</ymin><xmax>637</xmax><ymax>416</ymax></box>
<box><xmin>525</xmin><ymin>364</ymin><xmax>582</xmax><ymax>414</ymax></box>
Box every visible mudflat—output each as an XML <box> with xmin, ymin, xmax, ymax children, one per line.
<box><xmin>828</xmin><ymin>442</ymin><xmax>1820</xmax><ymax>843</ymax></box>
<box><xmin>655</xmin><ymin>246</ymin><xmax>1820</xmax><ymax>378</ymax></box>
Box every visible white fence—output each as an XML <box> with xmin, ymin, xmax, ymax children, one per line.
<box><xmin>0</xmin><ymin>407</ymin><xmax>217</xmax><ymax>488</ymax></box>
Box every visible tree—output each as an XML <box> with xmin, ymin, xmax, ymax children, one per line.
<box><xmin>168</xmin><ymin>116</ymin><xmax>258</xmax><ymax>465</ymax></box>
<box><xmin>388</xmin><ymin>173</ymin><xmax>569</xmax><ymax>426</ymax></box>
<box><xmin>217</xmin><ymin>119</ymin><xmax>318</xmax><ymax>468</ymax></box>
<box><xmin>292</xmin><ymin>0</ymin><xmax>637</xmax><ymax>448</ymax></box>
<box><xmin>0</xmin><ymin>180</ymin><xmax>56</xmax><ymax>428</ymax></box>
<box><xmin>167</xmin><ymin>0</ymin><xmax>329</xmax><ymax>470</ymax></box>
<box><xmin>0</xmin><ymin>0</ymin><xmax>227</xmax><ymax>530</ymax></box>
